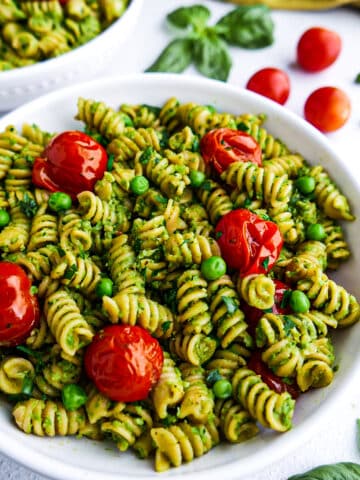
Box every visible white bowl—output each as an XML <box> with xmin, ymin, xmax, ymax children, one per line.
<box><xmin>0</xmin><ymin>0</ymin><xmax>143</xmax><ymax>112</ymax></box>
<box><xmin>0</xmin><ymin>73</ymin><xmax>358</xmax><ymax>480</ymax></box>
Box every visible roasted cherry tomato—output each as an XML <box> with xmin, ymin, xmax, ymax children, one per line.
<box><xmin>0</xmin><ymin>262</ymin><xmax>40</xmax><ymax>347</ymax></box>
<box><xmin>246</xmin><ymin>67</ymin><xmax>290</xmax><ymax>105</ymax></box>
<box><xmin>200</xmin><ymin>128</ymin><xmax>262</xmax><ymax>174</ymax></box>
<box><xmin>304</xmin><ymin>86</ymin><xmax>351</xmax><ymax>133</ymax></box>
<box><xmin>242</xmin><ymin>279</ymin><xmax>291</xmax><ymax>335</ymax></box>
<box><xmin>297</xmin><ymin>27</ymin><xmax>342</xmax><ymax>72</ymax></box>
<box><xmin>32</xmin><ymin>131</ymin><xmax>108</xmax><ymax>199</ymax></box>
<box><xmin>248</xmin><ymin>351</ymin><xmax>300</xmax><ymax>399</ymax></box>
<box><xmin>215</xmin><ymin>209</ymin><xmax>283</xmax><ymax>275</ymax></box>
<box><xmin>84</xmin><ymin>325</ymin><xmax>163</xmax><ymax>403</ymax></box>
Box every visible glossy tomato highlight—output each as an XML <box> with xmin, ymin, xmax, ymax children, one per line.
<box><xmin>304</xmin><ymin>86</ymin><xmax>351</xmax><ymax>133</ymax></box>
<box><xmin>200</xmin><ymin>128</ymin><xmax>262</xmax><ymax>174</ymax></box>
<box><xmin>84</xmin><ymin>325</ymin><xmax>163</xmax><ymax>402</ymax></box>
<box><xmin>0</xmin><ymin>262</ymin><xmax>39</xmax><ymax>347</ymax></box>
<box><xmin>32</xmin><ymin>131</ymin><xmax>107</xmax><ymax>199</ymax></box>
<box><xmin>215</xmin><ymin>209</ymin><xmax>283</xmax><ymax>275</ymax></box>
<box><xmin>297</xmin><ymin>27</ymin><xmax>342</xmax><ymax>72</ymax></box>
<box><xmin>246</xmin><ymin>67</ymin><xmax>290</xmax><ymax>105</ymax></box>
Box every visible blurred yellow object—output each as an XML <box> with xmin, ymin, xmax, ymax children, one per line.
<box><xmin>222</xmin><ymin>0</ymin><xmax>360</xmax><ymax>9</ymax></box>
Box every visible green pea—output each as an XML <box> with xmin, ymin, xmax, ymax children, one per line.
<box><xmin>95</xmin><ymin>278</ymin><xmax>113</xmax><ymax>298</ymax></box>
<box><xmin>289</xmin><ymin>290</ymin><xmax>310</xmax><ymax>313</ymax></box>
<box><xmin>295</xmin><ymin>176</ymin><xmax>315</xmax><ymax>195</ymax></box>
<box><xmin>130</xmin><ymin>175</ymin><xmax>149</xmax><ymax>195</ymax></box>
<box><xmin>189</xmin><ymin>170</ymin><xmax>206</xmax><ymax>187</ymax></box>
<box><xmin>0</xmin><ymin>209</ymin><xmax>10</xmax><ymax>227</ymax></box>
<box><xmin>213</xmin><ymin>379</ymin><xmax>232</xmax><ymax>399</ymax></box>
<box><xmin>61</xmin><ymin>384</ymin><xmax>87</xmax><ymax>411</ymax></box>
<box><xmin>48</xmin><ymin>192</ymin><xmax>72</xmax><ymax>212</ymax></box>
<box><xmin>306</xmin><ymin>223</ymin><xmax>326</xmax><ymax>241</ymax></box>
<box><xmin>201</xmin><ymin>256</ymin><xmax>227</xmax><ymax>281</ymax></box>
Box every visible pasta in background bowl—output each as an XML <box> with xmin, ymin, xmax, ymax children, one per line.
<box><xmin>0</xmin><ymin>73</ymin><xmax>359</xmax><ymax>480</ymax></box>
<box><xmin>0</xmin><ymin>0</ymin><xmax>143</xmax><ymax>112</ymax></box>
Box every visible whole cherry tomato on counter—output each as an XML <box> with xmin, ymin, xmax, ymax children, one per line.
<box><xmin>200</xmin><ymin>128</ymin><xmax>262</xmax><ymax>174</ymax></box>
<box><xmin>246</xmin><ymin>67</ymin><xmax>290</xmax><ymax>105</ymax></box>
<box><xmin>32</xmin><ymin>131</ymin><xmax>107</xmax><ymax>199</ymax></box>
<box><xmin>215</xmin><ymin>209</ymin><xmax>283</xmax><ymax>275</ymax></box>
<box><xmin>297</xmin><ymin>27</ymin><xmax>342</xmax><ymax>72</ymax></box>
<box><xmin>248</xmin><ymin>351</ymin><xmax>300</xmax><ymax>399</ymax></box>
<box><xmin>0</xmin><ymin>262</ymin><xmax>39</xmax><ymax>347</ymax></box>
<box><xmin>242</xmin><ymin>279</ymin><xmax>292</xmax><ymax>335</ymax></box>
<box><xmin>304</xmin><ymin>86</ymin><xmax>351</xmax><ymax>133</ymax></box>
<box><xmin>84</xmin><ymin>325</ymin><xmax>163</xmax><ymax>403</ymax></box>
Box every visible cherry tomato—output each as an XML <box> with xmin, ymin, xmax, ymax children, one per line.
<box><xmin>215</xmin><ymin>209</ymin><xmax>283</xmax><ymax>275</ymax></box>
<box><xmin>297</xmin><ymin>27</ymin><xmax>342</xmax><ymax>72</ymax></box>
<box><xmin>242</xmin><ymin>279</ymin><xmax>292</xmax><ymax>335</ymax></box>
<box><xmin>248</xmin><ymin>351</ymin><xmax>300</xmax><ymax>399</ymax></box>
<box><xmin>0</xmin><ymin>262</ymin><xmax>40</xmax><ymax>347</ymax></box>
<box><xmin>246</xmin><ymin>67</ymin><xmax>290</xmax><ymax>105</ymax></box>
<box><xmin>84</xmin><ymin>325</ymin><xmax>163</xmax><ymax>403</ymax></box>
<box><xmin>304</xmin><ymin>86</ymin><xmax>351</xmax><ymax>133</ymax></box>
<box><xmin>32</xmin><ymin>131</ymin><xmax>108</xmax><ymax>199</ymax></box>
<box><xmin>200</xmin><ymin>128</ymin><xmax>262</xmax><ymax>174</ymax></box>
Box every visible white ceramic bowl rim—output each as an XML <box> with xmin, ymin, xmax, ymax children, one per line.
<box><xmin>0</xmin><ymin>0</ymin><xmax>140</xmax><ymax>79</ymax></box>
<box><xmin>0</xmin><ymin>73</ymin><xmax>358</xmax><ymax>480</ymax></box>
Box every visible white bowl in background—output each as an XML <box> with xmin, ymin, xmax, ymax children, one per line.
<box><xmin>0</xmin><ymin>73</ymin><xmax>358</xmax><ymax>480</ymax></box>
<box><xmin>0</xmin><ymin>0</ymin><xmax>143</xmax><ymax>112</ymax></box>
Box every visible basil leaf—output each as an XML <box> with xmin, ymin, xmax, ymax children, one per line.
<box><xmin>146</xmin><ymin>38</ymin><xmax>193</xmax><ymax>74</ymax></box>
<box><xmin>288</xmin><ymin>462</ymin><xmax>360</xmax><ymax>480</ymax></box>
<box><xmin>216</xmin><ymin>5</ymin><xmax>274</xmax><ymax>49</ymax></box>
<box><xmin>167</xmin><ymin>5</ymin><xmax>210</xmax><ymax>30</ymax></box>
<box><xmin>357</xmin><ymin>419</ymin><xmax>360</xmax><ymax>452</ymax></box>
<box><xmin>193</xmin><ymin>34</ymin><xmax>232</xmax><ymax>81</ymax></box>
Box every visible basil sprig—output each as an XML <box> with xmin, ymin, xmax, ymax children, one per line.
<box><xmin>288</xmin><ymin>462</ymin><xmax>360</xmax><ymax>480</ymax></box>
<box><xmin>216</xmin><ymin>5</ymin><xmax>274</xmax><ymax>49</ymax></box>
<box><xmin>146</xmin><ymin>4</ymin><xmax>274</xmax><ymax>81</ymax></box>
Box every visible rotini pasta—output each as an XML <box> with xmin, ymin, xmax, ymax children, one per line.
<box><xmin>0</xmin><ymin>95</ymin><xmax>357</xmax><ymax>474</ymax></box>
<box><xmin>0</xmin><ymin>0</ymin><xmax>130</xmax><ymax>70</ymax></box>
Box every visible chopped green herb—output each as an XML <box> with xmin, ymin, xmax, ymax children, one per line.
<box><xmin>161</xmin><ymin>321</ymin><xmax>171</xmax><ymax>333</ymax></box>
<box><xmin>64</xmin><ymin>264</ymin><xmax>78</xmax><ymax>280</ymax></box>
<box><xmin>355</xmin><ymin>73</ymin><xmax>360</xmax><ymax>84</ymax></box>
<box><xmin>19</xmin><ymin>194</ymin><xmax>37</xmax><ymax>218</ymax></box>
<box><xmin>221</xmin><ymin>296</ymin><xmax>237</xmax><ymax>314</ymax></box>
<box><xmin>261</xmin><ymin>257</ymin><xmax>269</xmax><ymax>270</ymax></box>
<box><xmin>280</xmin><ymin>290</ymin><xmax>292</xmax><ymax>309</ymax></box>
<box><xmin>206</xmin><ymin>369</ymin><xmax>223</xmax><ymax>386</ymax></box>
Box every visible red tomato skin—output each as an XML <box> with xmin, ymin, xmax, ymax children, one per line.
<box><xmin>297</xmin><ymin>27</ymin><xmax>342</xmax><ymax>72</ymax></box>
<box><xmin>32</xmin><ymin>131</ymin><xmax>107</xmax><ymax>199</ymax></box>
<box><xmin>248</xmin><ymin>351</ymin><xmax>300</xmax><ymax>399</ymax></box>
<box><xmin>0</xmin><ymin>262</ymin><xmax>40</xmax><ymax>347</ymax></box>
<box><xmin>242</xmin><ymin>279</ymin><xmax>291</xmax><ymax>335</ymax></box>
<box><xmin>246</xmin><ymin>68</ymin><xmax>290</xmax><ymax>105</ymax></box>
<box><xmin>304</xmin><ymin>86</ymin><xmax>351</xmax><ymax>133</ymax></box>
<box><xmin>84</xmin><ymin>325</ymin><xmax>163</xmax><ymax>403</ymax></box>
<box><xmin>200</xmin><ymin>128</ymin><xmax>262</xmax><ymax>174</ymax></box>
<box><xmin>215</xmin><ymin>209</ymin><xmax>283</xmax><ymax>274</ymax></box>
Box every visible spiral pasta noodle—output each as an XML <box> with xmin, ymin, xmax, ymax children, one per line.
<box><xmin>44</xmin><ymin>289</ymin><xmax>94</xmax><ymax>356</ymax></box>
<box><xmin>237</xmin><ymin>274</ymin><xmax>275</xmax><ymax>310</ymax></box>
<box><xmin>0</xmin><ymin>0</ymin><xmax>130</xmax><ymax>71</ymax></box>
<box><xmin>151</xmin><ymin>352</ymin><xmax>185</xmax><ymax>419</ymax></box>
<box><xmin>176</xmin><ymin>268</ymin><xmax>212</xmax><ymax>335</ymax></box>
<box><xmin>0</xmin><ymin>95</ymin><xmax>357</xmax><ymax>473</ymax></box>
<box><xmin>232</xmin><ymin>368</ymin><xmax>295</xmax><ymax>432</ymax></box>
<box><xmin>214</xmin><ymin>398</ymin><xmax>259</xmax><ymax>443</ymax></box>
<box><xmin>151</xmin><ymin>420</ymin><xmax>219</xmax><ymax>472</ymax></box>
<box><xmin>222</xmin><ymin>161</ymin><xmax>292</xmax><ymax>207</ymax></box>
